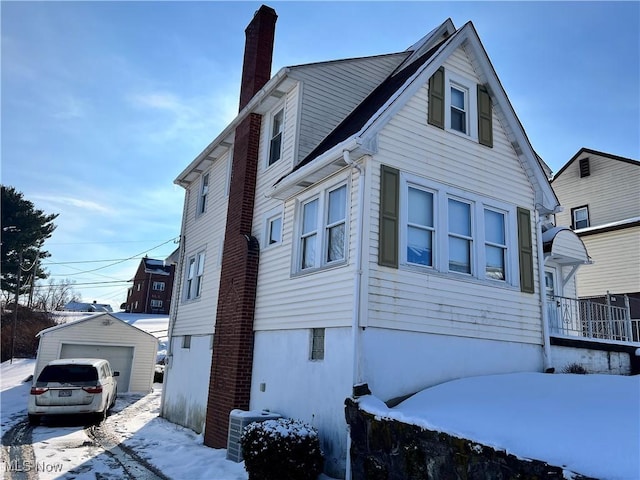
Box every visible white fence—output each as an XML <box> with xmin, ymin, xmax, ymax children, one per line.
<box><xmin>548</xmin><ymin>295</ymin><xmax>638</xmax><ymax>343</ymax></box>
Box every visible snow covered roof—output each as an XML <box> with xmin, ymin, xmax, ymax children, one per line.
<box><xmin>47</xmin><ymin>312</ymin><xmax>168</xmax><ymax>339</ymax></box>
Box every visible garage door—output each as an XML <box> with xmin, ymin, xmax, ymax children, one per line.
<box><xmin>60</xmin><ymin>344</ymin><xmax>133</xmax><ymax>392</ymax></box>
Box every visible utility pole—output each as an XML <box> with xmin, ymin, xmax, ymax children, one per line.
<box><xmin>11</xmin><ymin>250</ymin><xmax>22</xmax><ymax>365</ymax></box>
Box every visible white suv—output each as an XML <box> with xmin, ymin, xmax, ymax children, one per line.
<box><xmin>28</xmin><ymin>358</ymin><xmax>119</xmax><ymax>425</ymax></box>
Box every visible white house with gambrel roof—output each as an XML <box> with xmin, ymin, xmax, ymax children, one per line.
<box><xmin>161</xmin><ymin>8</ymin><xmax>590</xmax><ymax>478</ymax></box>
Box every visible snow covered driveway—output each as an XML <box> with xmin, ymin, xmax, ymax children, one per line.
<box><xmin>1</xmin><ymin>360</ymin><xmax>248</xmax><ymax>480</ymax></box>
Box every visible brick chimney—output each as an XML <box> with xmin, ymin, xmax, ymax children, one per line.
<box><xmin>203</xmin><ymin>5</ymin><xmax>277</xmax><ymax>449</ymax></box>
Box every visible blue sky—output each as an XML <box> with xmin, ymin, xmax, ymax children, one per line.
<box><xmin>2</xmin><ymin>1</ymin><xmax>638</xmax><ymax>310</ymax></box>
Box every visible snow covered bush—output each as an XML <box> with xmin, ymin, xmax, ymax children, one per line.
<box><xmin>240</xmin><ymin>418</ymin><xmax>323</xmax><ymax>480</ymax></box>
<box><xmin>562</xmin><ymin>363</ymin><xmax>588</xmax><ymax>374</ymax></box>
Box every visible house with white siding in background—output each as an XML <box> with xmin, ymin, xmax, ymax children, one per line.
<box><xmin>160</xmin><ymin>7</ymin><xmax>608</xmax><ymax>478</ymax></box>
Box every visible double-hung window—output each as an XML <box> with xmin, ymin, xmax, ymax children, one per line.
<box><xmin>268</xmin><ymin>108</ymin><xmax>284</xmax><ymax>166</ymax></box>
<box><xmin>448</xmin><ymin>198</ymin><xmax>473</xmax><ymax>274</ymax></box>
<box><xmin>152</xmin><ymin>281</ymin><xmax>165</xmax><ymax>291</ymax></box>
<box><xmin>484</xmin><ymin>208</ymin><xmax>507</xmax><ymax>280</ymax></box>
<box><xmin>406</xmin><ymin>186</ymin><xmax>435</xmax><ymax>267</ymax></box>
<box><xmin>185</xmin><ymin>251</ymin><xmax>205</xmax><ymax>300</ymax></box>
<box><xmin>150</xmin><ymin>299</ymin><xmax>163</xmax><ymax>308</ymax></box>
<box><xmin>450</xmin><ymin>84</ymin><xmax>468</xmax><ymax>134</ymax></box>
<box><xmin>197</xmin><ymin>173</ymin><xmax>209</xmax><ymax>215</ymax></box>
<box><xmin>298</xmin><ymin>184</ymin><xmax>348</xmax><ymax>272</ymax></box>
<box><xmin>572</xmin><ymin>206</ymin><xmax>589</xmax><ymax>229</ymax></box>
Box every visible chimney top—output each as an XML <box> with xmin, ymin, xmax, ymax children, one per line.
<box><xmin>239</xmin><ymin>4</ymin><xmax>278</xmax><ymax>111</ymax></box>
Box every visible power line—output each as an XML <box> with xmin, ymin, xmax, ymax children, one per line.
<box><xmin>58</xmin><ymin>237</ymin><xmax>179</xmax><ymax>276</ymax></box>
<box><xmin>43</xmin><ymin>258</ymin><xmax>144</xmax><ymax>265</ymax></box>
<box><xmin>33</xmin><ymin>280</ymin><xmax>129</xmax><ymax>288</ymax></box>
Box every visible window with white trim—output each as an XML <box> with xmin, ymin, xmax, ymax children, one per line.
<box><xmin>152</xmin><ymin>281</ymin><xmax>165</xmax><ymax>291</ymax></box>
<box><xmin>264</xmin><ymin>209</ymin><xmax>283</xmax><ymax>248</ymax></box>
<box><xmin>572</xmin><ymin>206</ymin><xmax>589</xmax><ymax>229</ymax></box>
<box><xmin>450</xmin><ymin>84</ymin><xmax>468</xmax><ymax>134</ymax></box>
<box><xmin>445</xmin><ymin>71</ymin><xmax>478</xmax><ymax>139</ymax></box>
<box><xmin>297</xmin><ymin>184</ymin><xmax>348</xmax><ymax>272</ymax></box>
<box><xmin>197</xmin><ymin>173</ymin><xmax>209</xmax><ymax>215</ymax></box>
<box><xmin>407</xmin><ymin>186</ymin><xmax>435</xmax><ymax>266</ymax></box>
<box><xmin>150</xmin><ymin>299</ymin><xmax>163</xmax><ymax>308</ymax></box>
<box><xmin>184</xmin><ymin>251</ymin><xmax>206</xmax><ymax>300</ymax></box>
<box><xmin>448</xmin><ymin>198</ymin><xmax>473</xmax><ymax>274</ymax></box>
<box><xmin>268</xmin><ymin>108</ymin><xmax>284</xmax><ymax>166</ymax></box>
<box><xmin>401</xmin><ymin>174</ymin><xmax>514</xmax><ymax>283</ymax></box>
<box><xmin>484</xmin><ymin>208</ymin><xmax>507</xmax><ymax>280</ymax></box>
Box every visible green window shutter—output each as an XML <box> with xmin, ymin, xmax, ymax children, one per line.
<box><xmin>477</xmin><ymin>84</ymin><xmax>493</xmax><ymax>148</ymax></box>
<box><xmin>428</xmin><ymin>67</ymin><xmax>445</xmax><ymax>129</ymax></box>
<box><xmin>517</xmin><ymin>207</ymin><xmax>535</xmax><ymax>293</ymax></box>
<box><xmin>379</xmin><ymin>165</ymin><xmax>399</xmax><ymax>268</ymax></box>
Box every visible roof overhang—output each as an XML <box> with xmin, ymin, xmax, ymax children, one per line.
<box><xmin>543</xmin><ymin>227</ymin><xmax>591</xmax><ymax>266</ymax></box>
<box><xmin>174</xmin><ymin>68</ymin><xmax>296</xmax><ymax>187</ymax></box>
<box><xmin>270</xmin><ymin>137</ymin><xmax>371</xmax><ymax>200</ymax></box>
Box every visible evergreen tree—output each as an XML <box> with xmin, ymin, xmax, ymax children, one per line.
<box><xmin>1</xmin><ymin>185</ymin><xmax>58</xmax><ymax>302</ymax></box>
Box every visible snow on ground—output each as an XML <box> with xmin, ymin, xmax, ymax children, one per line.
<box><xmin>360</xmin><ymin>372</ymin><xmax>640</xmax><ymax>480</ymax></box>
<box><xmin>4</xmin><ymin>360</ymin><xmax>638</xmax><ymax>479</ymax></box>
<box><xmin>1</xmin><ymin>360</ymin><xmax>336</xmax><ymax>480</ymax></box>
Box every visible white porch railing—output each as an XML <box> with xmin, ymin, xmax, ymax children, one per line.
<box><xmin>548</xmin><ymin>294</ymin><xmax>638</xmax><ymax>343</ymax></box>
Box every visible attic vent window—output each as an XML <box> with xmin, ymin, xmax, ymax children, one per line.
<box><xmin>579</xmin><ymin>158</ymin><xmax>590</xmax><ymax>178</ymax></box>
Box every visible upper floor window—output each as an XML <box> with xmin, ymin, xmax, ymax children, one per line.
<box><xmin>152</xmin><ymin>281</ymin><xmax>165</xmax><ymax>291</ymax></box>
<box><xmin>268</xmin><ymin>108</ymin><xmax>284</xmax><ymax>166</ymax></box>
<box><xmin>450</xmin><ymin>84</ymin><xmax>468</xmax><ymax>134</ymax></box>
<box><xmin>572</xmin><ymin>206</ymin><xmax>589</xmax><ymax>230</ymax></box>
<box><xmin>197</xmin><ymin>173</ymin><xmax>210</xmax><ymax>215</ymax></box>
<box><xmin>297</xmin><ymin>184</ymin><xmax>348</xmax><ymax>272</ymax></box>
<box><xmin>184</xmin><ymin>251</ymin><xmax>205</xmax><ymax>300</ymax></box>
<box><xmin>428</xmin><ymin>67</ymin><xmax>492</xmax><ymax>147</ymax></box>
<box><xmin>150</xmin><ymin>299</ymin><xmax>163</xmax><ymax>308</ymax></box>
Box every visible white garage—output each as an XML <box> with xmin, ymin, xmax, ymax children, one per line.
<box><xmin>34</xmin><ymin>313</ymin><xmax>158</xmax><ymax>393</ymax></box>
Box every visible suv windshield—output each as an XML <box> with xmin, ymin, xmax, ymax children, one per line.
<box><xmin>37</xmin><ymin>365</ymin><xmax>98</xmax><ymax>385</ymax></box>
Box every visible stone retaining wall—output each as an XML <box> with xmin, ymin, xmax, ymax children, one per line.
<box><xmin>345</xmin><ymin>398</ymin><xmax>595</xmax><ymax>480</ymax></box>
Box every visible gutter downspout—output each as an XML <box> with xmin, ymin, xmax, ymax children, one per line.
<box><xmin>535</xmin><ymin>210</ymin><xmax>553</xmax><ymax>372</ymax></box>
<box><xmin>343</xmin><ymin>149</ymin><xmax>365</xmax><ymax>480</ymax></box>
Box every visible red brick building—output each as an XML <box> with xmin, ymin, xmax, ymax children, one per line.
<box><xmin>125</xmin><ymin>256</ymin><xmax>175</xmax><ymax>314</ymax></box>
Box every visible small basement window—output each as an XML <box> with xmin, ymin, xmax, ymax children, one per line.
<box><xmin>182</xmin><ymin>335</ymin><xmax>191</xmax><ymax>349</ymax></box>
<box><xmin>309</xmin><ymin>328</ymin><xmax>325</xmax><ymax>361</ymax></box>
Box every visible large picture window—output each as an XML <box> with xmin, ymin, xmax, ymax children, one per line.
<box><xmin>399</xmin><ymin>173</ymin><xmax>515</xmax><ymax>284</ymax></box>
<box><xmin>297</xmin><ymin>184</ymin><xmax>348</xmax><ymax>272</ymax></box>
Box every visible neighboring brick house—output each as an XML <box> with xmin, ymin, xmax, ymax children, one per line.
<box><xmin>125</xmin><ymin>256</ymin><xmax>175</xmax><ymax>315</ymax></box>
<box><xmin>161</xmin><ymin>7</ymin><xmax>592</xmax><ymax>478</ymax></box>
<box><xmin>551</xmin><ymin>148</ymin><xmax>640</xmax><ymax>329</ymax></box>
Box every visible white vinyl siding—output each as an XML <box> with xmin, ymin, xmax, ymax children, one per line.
<box><xmin>577</xmin><ymin>227</ymin><xmax>640</xmax><ymax>297</ymax></box>
<box><xmin>253</xmin><ymin>170</ymin><xmax>356</xmax><ymax>331</ymax></box>
<box><xmin>289</xmin><ymin>53</ymin><xmax>409</xmax><ymax>163</ymax></box>
<box><xmin>553</xmin><ymin>153</ymin><xmax>640</xmax><ymax>227</ymax></box>
<box><xmin>171</xmin><ymin>151</ymin><xmax>230</xmax><ymax>336</ymax></box>
<box><xmin>367</xmin><ymin>46</ymin><xmax>541</xmax><ymax>344</ymax></box>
